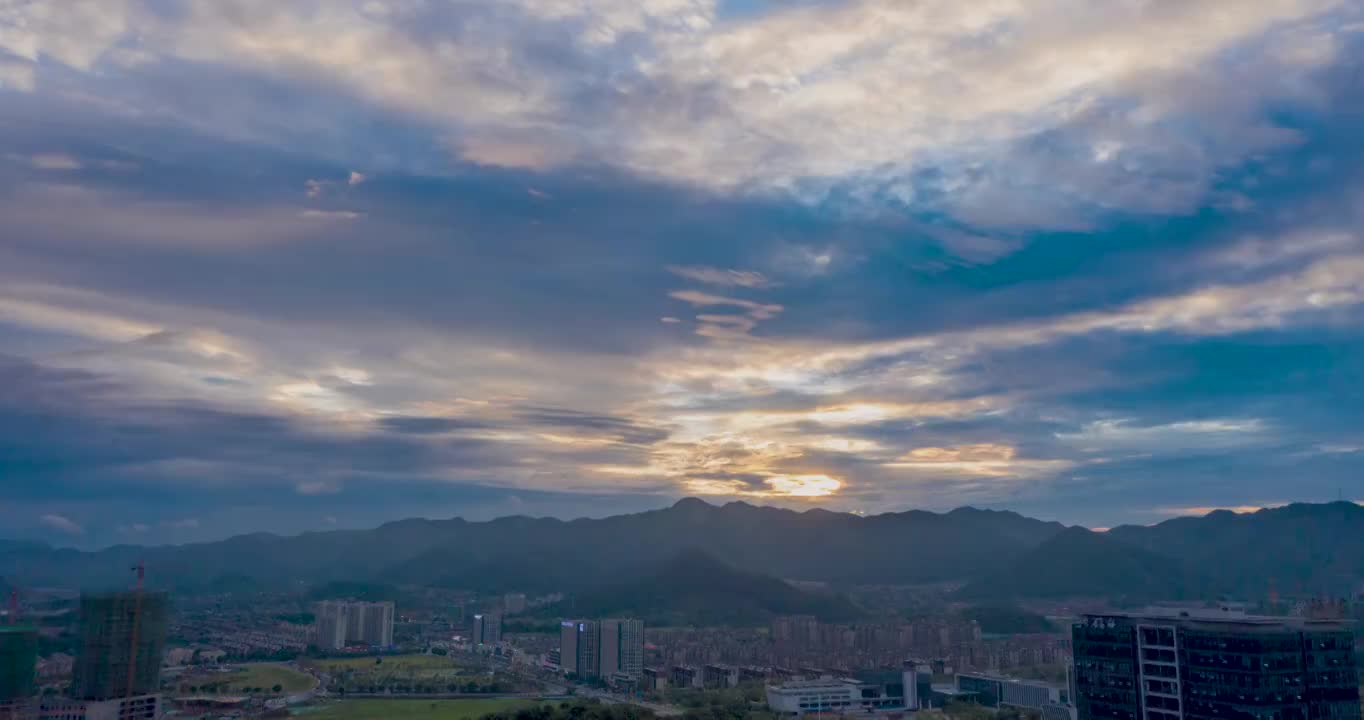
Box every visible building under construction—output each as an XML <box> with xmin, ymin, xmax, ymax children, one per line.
<box><xmin>0</xmin><ymin>626</ymin><xmax>39</xmax><ymax>701</ymax></box>
<box><xmin>0</xmin><ymin>625</ymin><xmax>39</xmax><ymax>720</ymax></box>
<box><xmin>70</xmin><ymin>591</ymin><xmax>169</xmax><ymax>701</ymax></box>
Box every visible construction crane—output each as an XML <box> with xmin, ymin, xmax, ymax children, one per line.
<box><xmin>7</xmin><ymin>589</ymin><xmax>17</xmax><ymax>625</ymax></box>
<box><xmin>126</xmin><ymin>561</ymin><xmax>145</xmax><ymax>698</ymax></box>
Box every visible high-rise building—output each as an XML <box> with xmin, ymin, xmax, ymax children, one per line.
<box><xmin>361</xmin><ymin>602</ymin><xmax>395</xmax><ymax>647</ymax></box>
<box><xmin>1072</xmin><ymin>610</ymin><xmax>1360</xmax><ymax>720</ymax></box>
<box><xmin>472</xmin><ymin>613</ymin><xmax>502</xmax><ymax>646</ymax></box>
<box><xmin>346</xmin><ymin>603</ymin><xmax>367</xmax><ymax>643</ymax></box>
<box><xmin>576</xmin><ymin>621</ymin><xmax>600</xmax><ymax>679</ymax></box>
<box><xmin>560</xmin><ymin>622</ymin><xmax>580</xmax><ymax>674</ymax></box>
<box><xmin>559</xmin><ymin>618</ymin><xmax>644</xmax><ymax>680</ymax></box>
<box><xmin>314</xmin><ymin>600</ymin><xmax>394</xmax><ymax>649</ymax></box>
<box><xmin>601</xmin><ymin>618</ymin><xmax>644</xmax><ymax>679</ymax></box>
<box><xmin>71</xmin><ymin>591</ymin><xmax>169</xmax><ymax>701</ymax></box>
<box><xmin>0</xmin><ymin>626</ymin><xmax>38</xmax><ymax>703</ymax></box>
<box><xmin>1</xmin><ymin>626</ymin><xmax>39</xmax><ymax>720</ymax></box>
<box><xmin>314</xmin><ymin>601</ymin><xmax>349</xmax><ymax>650</ymax></box>
<box><xmin>600</xmin><ymin>620</ymin><xmax>621</xmax><ymax>678</ymax></box>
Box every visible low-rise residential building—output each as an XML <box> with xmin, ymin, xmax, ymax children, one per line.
<box><xmin>670</xmin><ymin>665</ymin><xmax>702</xmax><ymax>689</ymax></box>
<box><xmin>642</xmin><ymin>667</ymin><xmax>669</xmax><ymax>692</ymax></box>
<box><xmin>703</xmin><ymin>663</ymin><xmax>740</xmax><ymax>689</ymax></box>
<box><xmin>39</xmin><ymin>693</ymin><xmax>161</xmax><ymax>720</ymax></box>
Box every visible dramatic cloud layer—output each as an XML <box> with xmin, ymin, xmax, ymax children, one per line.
<box><xmin>2</xmin><ymin>0</ymin><xmax>1363</xmax><ymax>545</ymax></box>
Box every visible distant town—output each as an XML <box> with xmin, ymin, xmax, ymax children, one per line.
<box><xmin>1</xmin><ymin>503</ymin><xmax>1362</xmax><ymax>720</ymax></box>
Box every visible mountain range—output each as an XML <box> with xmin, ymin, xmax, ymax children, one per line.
<box><xmin>4</xmin><ymin>499</ymin><xmax>1363</xmax><ymax>605</ymax></box>
<box><xmin>556</xmin><ymin>548</ymin><xmax>864</xmax><ymax>626</ymax></box>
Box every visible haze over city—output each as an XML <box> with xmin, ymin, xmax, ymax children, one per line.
<box><xmin>3</xmin><ymin>0</ymin><xmax>1364</xmax><ymax>548</ymax></box>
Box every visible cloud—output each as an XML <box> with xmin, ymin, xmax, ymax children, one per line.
<box><xmin>378</xmin><ymin>416</ymin><xmax>487</xmax><ymax>435</ymax></box>
<box><xmin>1151</xmin><ymin>503</ymin><xmax>1288</xmax><ymax>517</ymax></box>
<box><xmin>0</xmin><ymin>56</ymin><xmax>35</xmax><ymax>91</ymax></box>
<box><xmin>40</xmin><ymin>513</ymin><xmax>84</xmax><ymax>535</ymax></box>
<box><xmin>667</xmin><ymin>265</ymin><xmax>773</xmax><ymax>288</ymax></box>
<box><xmin>1</xmin><ymin>0</ymin><xmax>1363</xmax><ymax>539</ymax></box>
<box><xmin>885</xmin><ymin>443</ymin><xmax>1073</xmax><ymax>479</ymax></box>
<box><xmin>513</xmin><ymin>406</ymin><xmax>670</xmax><ymax>446</ymax></box>
<box><xmin>0</xmin><ymin>0</ymin><xmax>1353</xmax><ymax>225</ymax></box>
<box><xmin>668</xmin><ymin>289</ymin><xmax>784</xmax><ymax>339</ymax></box>
<box><xmin>296</xmin><ymin>480</ymin><xmax>340</xmax><ymax>496</ymax></box>
<box><xmin>1057</xmin><ymin>418</ymin><xmax>1270</xmax><ymax>453</ymax></box>
<box><xmin>655</xmin><ymin>239</ymin><xmax>1364</xmax><ymax>401</ymax></box>
<box><xmin>298</xmin><ymin>209</ymin><xmax>362</xmax><ymax>220</ymax></box>
<box><xmin>29</xmin><ymin>153</ymin><xmax>81</xmax><ymax>170</ymax></box>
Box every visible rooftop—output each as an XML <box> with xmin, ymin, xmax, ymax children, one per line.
<box><xmin>1082</xmin><ymin>609</ymin><xmax>1355</xmax><ymax>630</ymax></box>
<box><xmin>956</xmin><ymin>671</ymin><xmax>1066</xmax><ymax>690</ymax></box>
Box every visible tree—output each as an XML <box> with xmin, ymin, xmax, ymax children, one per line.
<box><xmin>272</xmin><ymin>684</ymin><xmax>283</xmax><ymax>693</ymax></box>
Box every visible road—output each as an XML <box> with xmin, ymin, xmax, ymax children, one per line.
<box><xmin>576</xmin><ymin>687</ymin><xmax>684</xmax><ymax>717</ymax></box>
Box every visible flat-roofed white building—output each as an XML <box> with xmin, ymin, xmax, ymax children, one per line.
<box><xmin>767</xmin><ymin>678</ymin><xmax>861</xmax><ymax>716</ymax></box>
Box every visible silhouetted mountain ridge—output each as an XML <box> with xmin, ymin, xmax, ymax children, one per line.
<box><xmin>558</xmin><ymin>548</ymin><xmax>864</xmax><ymax>626</ymax></box>
<box><xmin>957</xmin><ymin>526</ymin><xmax>1207</xmax><ymax>601</ymax></box>
<box><xmin>2</xmin><ymin>499</ymin><xmax>1361</xmax><ymax>603</ymax></box>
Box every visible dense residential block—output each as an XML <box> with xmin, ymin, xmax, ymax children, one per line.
<box><xmin>313</xmin><ymin>600</ymin><xmax>395</xmax><ymax>650</ymax></box>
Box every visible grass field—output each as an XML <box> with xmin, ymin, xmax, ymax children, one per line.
<box><xmin>297</xmin><ymin>698</ymin><xmax>534</xmax><ymax>719</ymax></box>
<box><xmin>307</xmin><ymin>655</ymin><xmax>457</xmax><ymax>673</ymax></box>
<box><xmin>179</xmin><ymin>662</ymin><xmax>316</xmax><ymax>695</ymax></box>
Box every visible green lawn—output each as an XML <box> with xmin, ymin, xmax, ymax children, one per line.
<box><xmin>308</xmin><ymin>655</ymin><xmax>456</xmax><ymax>673</ymax></box>
<box><xmin>298</xmin><ymin>698</ymin><xmax>535</xmax><ymax>720</ymax></box>
<box><xmin>178</xmin><ymin>663</ymin><xmax>316</xmax><ymax>696</ymax></box>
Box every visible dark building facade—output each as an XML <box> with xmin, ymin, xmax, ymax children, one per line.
<box><xmin>1073</xmin><ymin>611</ymin><xmax>1358</xmax><ymax>720</ymax></box>
<box><xmin>576</xmin><ymin>620</ymin><xmax>601</xmax><ymax>679</ymax></box>
<box><xmin>0</xmin><ymin>627</ymin><xmax>38</xmax><ymax>704</ymax></box>
<box><xmin>71</xmin><ymin>591</ymin><xmax>170</xmax><ymax>701</ymax></box>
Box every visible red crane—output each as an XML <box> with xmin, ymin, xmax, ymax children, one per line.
<box><xmin>126</xmin><ymin>561</ymin><xmax>145</xmax><ymax>698</ymax></box>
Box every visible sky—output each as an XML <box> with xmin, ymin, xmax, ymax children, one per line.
<box><xmin>2</xmin><ymin>0</ymin><xmax>1364</xmax><ymax>548</ymax></box>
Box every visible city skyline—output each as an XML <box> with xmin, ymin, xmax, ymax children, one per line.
<box><xmin>3</xmin><ymin>1</ymin><xmax>1364</xmax><ymax>545</ymax></box>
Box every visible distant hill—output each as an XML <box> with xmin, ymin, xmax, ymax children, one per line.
<box><xmin>2</xmin><ymin>499</ymin><xmax>1362</xmax><ymax>606</ymax></box>
<box><xmin>955</xmin><ymin>502</ymin><xmax>1364</xmax><ymax>601</ymax></box>
<box><xmin>559</xmin><ymin>548</ymin><xmax>864</xmax><ymax>626</ymax></box>
<box><xmin>1104</xmin><ymin>502</ymin><xmax>1364</xmax><ymax>598</ymax></box>
<box><xmin>956</xmin><ymin>526</ymin><xmax>1210</xmax><ymax>601</ymax></box>
<box><xmin>0</xmin><ymin>498</ymin><xmax>1065</xmax><ymax>593</ymax></box>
